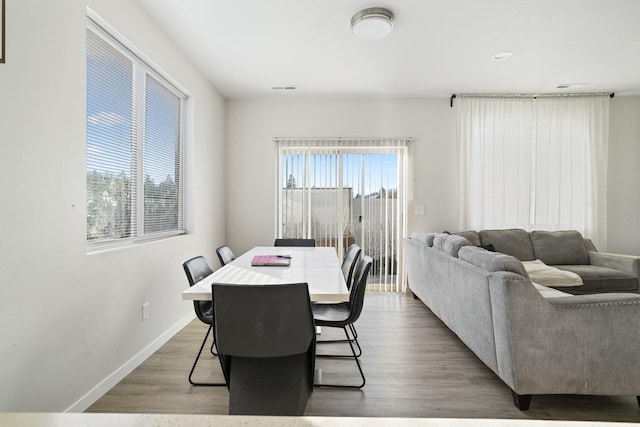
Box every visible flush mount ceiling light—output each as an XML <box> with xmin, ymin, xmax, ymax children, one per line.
<box><xmin>351</xmin><ymin>7</ymin><xmax>394</xmax><ymax>40</ymax></box>
<box><xmin>492</xmin><ymin>51</ymin><xmax>513</xmax><ymax>61</ymax></box>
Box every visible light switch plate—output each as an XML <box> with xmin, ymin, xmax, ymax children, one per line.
<box><xmin>142</xmin><ymin>302</ymin><xmax>150</xmax><ymax>321</ymax></box>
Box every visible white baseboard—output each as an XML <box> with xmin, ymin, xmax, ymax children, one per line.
<box><xmin>65</xmin><ymin>312</ymin><xmax>196</xmax><ymax>413</ymax></box>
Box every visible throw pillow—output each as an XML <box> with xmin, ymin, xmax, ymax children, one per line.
<box><xmin>442</xmin><ymin>235</ymin><xmax>472</xmax><ymax>257</ymax></box>
<box><xmin>433</xmin><ymin>233</ymin><xmax>450</xmax><ymax>252</ymax></box>
<box><xmin>453</xmin><ymin>230</ymin><xmax>481</xmax><ymax>246</ymax></box>
<box><xmin>412</xmin><ymin>232</ymin><xmax>436</xmax><ymax>246</ymax></box>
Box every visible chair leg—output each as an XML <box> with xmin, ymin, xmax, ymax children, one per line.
<box><xmin>209</xmin><ymin>332</ymin><xmax>218</xmax><ymax>356</ymax></box>
<box><xmin>188</xmin><ymin>324</ymin><xmax>225</xmax><ymax>387</ymax></box>
<box><xmin>315</xmin><ymin>326</ymin><xmax>365</xmax><ymax>389</ymax></box>
<box><xmin>349</xmin><ymin>323</ymin><xmax>358</xmax><ymax>340</ymax></box>
<box><xmin>316</xmin><ymin>324</ymin><xmax>362</xmax><ymax>358</ymax></box>
<box><xmin>349</xmin><ymin>324</ymin><xmax>361</xmax><ymax>356</ymax></box>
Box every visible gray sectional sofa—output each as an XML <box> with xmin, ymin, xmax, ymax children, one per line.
<box><xmin>453</xmin><ymin>228</ymin><xmax>640</xmax><ymax>294</ymax></box>
<box><xmin>405</xmin><ymin>229</ymin><xmax>640</xmax><ymax>410</ymax></box>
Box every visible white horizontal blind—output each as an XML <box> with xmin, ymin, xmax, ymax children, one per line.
<box><xmin>143</xmin><ymin>75</ymin><xmax>184</xmax><ymax>235</ymax></box>
<box><xmin>275</xmin><ymin>138</ymin><xmax>412</xmax><ymax>292</ymax></box>
<box><xmin>86</xmin><ymin>18</ymin><xmax>186</xmax><ymax>246</ymax></box>
<box><xmin>86</xmin><ymin>26</ymin><xmax>134</xmax><ymax>241</ymax></box>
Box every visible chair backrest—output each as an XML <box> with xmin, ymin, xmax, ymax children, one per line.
<box><xmin>341</xmin><ymin>244</ymin><xmax>362</xmax><ymax>290</ymax></box>
<box><xmin>345</xmin><ymin>256</ymin><xmax>373</xmax><ymax>325</ymax></box>
<box><xmin>182</xmin><ymin>256</ymin><xmax>214</xmax><ymax>323</ymax></box>
<box><xmin>183</xmin><ymin>256</ymin><xmax>214</xmax><ymax>286</ymax></box>
<box><xmin>212</xmin><ymin>283</ymin><xmax>316</xmax><ymax>357</ymax></box>
<box><xmin>274</xmin><ymin>238</ymin><xmax>316</xmax><ymax>247</ymax></box>
<box><xmin>216</xmin><ymin>245</ymin><xmax>236</xmax><ymax>266</ymax></box>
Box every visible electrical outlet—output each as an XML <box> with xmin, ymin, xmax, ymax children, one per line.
<box><xmin>142</xmin><ymin>302</ymin><xmax>150</xmax><ymax>321</ymax></box>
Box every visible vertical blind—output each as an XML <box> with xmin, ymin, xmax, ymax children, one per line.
<box><xmin>275</xmin><ymin>138</ymin><xmax>412</xmax><ymax>292</ymax></box>
<box><xmin>86</xmin><ymin>18</ymin><xmax>186</xmax><ymax>246</ymax></box>
<box><xmin>457</xmin><ymin>94</ymin><xmax>609</xmax><ymax>249</ymax></box>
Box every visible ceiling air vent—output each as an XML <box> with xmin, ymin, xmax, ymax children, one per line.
<box><xmin>272</xmin><ymin>86</ymin><xmax>297</xmax><ymax>91</ymax></box>
<box><xmin>557</xmin><ymin>83</ymin><xmax>588</xmax><ymax>89</ymax></box>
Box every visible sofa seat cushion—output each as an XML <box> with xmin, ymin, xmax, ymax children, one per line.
<box><xmin>459</xmin><ymin>246</ymin><xmax>528</xmax><ymax>277</ymax></box>
<box><xmin>554</xmin><ymin>265</ymin><xmax>638</xmax><ymax>293</ymax></box>
<box><xmin>522</xmin><ymin>260</ymin><xmax>583</xmax><ymax>288</ymax></box>
<box><xmin>479</xmin><ymin>228</ymin><xmax>535</xmax><ymax>261</ymax></box>
<box><xmin>531</xmin><ymin>230</ymin><xmax>589</xmax><ymax>265</ymax></box>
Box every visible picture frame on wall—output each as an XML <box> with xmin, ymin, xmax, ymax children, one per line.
<box><xmin>0</xmin><ymin>0</ymin><xmax>5</xmax><ymax>63</ymax></box>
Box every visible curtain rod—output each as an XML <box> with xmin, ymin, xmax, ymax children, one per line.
<box><xmin>273</xmin><ymin>137</ymin><xmax>414</xmax><ymax>142</ymax></box>
<box><xmin>450</xmin><ymin>92</ymin><xmax>615</xmax><ymax>107</ymax></box>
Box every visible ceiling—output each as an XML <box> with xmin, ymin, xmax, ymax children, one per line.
<box><xmin>137</xmin><ymin>0</ymin><xmax>640</xmax><ymax>99</ymax></box>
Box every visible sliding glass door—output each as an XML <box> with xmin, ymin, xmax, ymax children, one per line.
<box><xmin>276</xmin><ymin>138</ymin><xmax>411</xmax><ymax>292</ymax></box>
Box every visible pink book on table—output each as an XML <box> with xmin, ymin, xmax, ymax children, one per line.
<box><xmin>251</xmin><ymin>255</ymin><xmax>291</xmax><ymax>267</ymax></box>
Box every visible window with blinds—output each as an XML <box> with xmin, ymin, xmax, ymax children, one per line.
<box><xmin>86</xmin><ymin>17</ymin><xmax>186</xmax><ymax>248</ymax></box>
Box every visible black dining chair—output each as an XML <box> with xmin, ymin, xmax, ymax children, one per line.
<box><xmin>216</xmin><ymin>245</ymin><xmax>236</xmax><ymax>266</ymax></box>
<box><xmin>342</xmin><ymin>244</ymin><xmax>362</xmax><ymax>290</ymax></box>
<box><xmin>274</xmin><ymin>238</ymin><xmax>316</xmax><ymax>247</ymax></box>
<box><xmin>312</xmin><ymin>255</ymin><xmax>372</xmax><ymax>388</ymax></box>
<box><xmin>315</xmin><ymin>244</ymin><xmax>362</xmax><ymax>344</ymax></box>
<box><xmin>182</xmin><ymin>256</ymin><xmax>225</xmax><ymax>387</ymax></box>
<box><xmin>212</xmin><ymin>282</ymin><xmax>316</xmax><ymax>415</ymax></box>
<box><xmin>335</xmin><ymin>244</ymin><xmax>362</xmax><ymax>346</ymax></box>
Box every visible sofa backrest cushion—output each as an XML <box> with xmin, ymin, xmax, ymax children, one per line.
<box><xmin>478</xmin><ymin>228</ymin><xmax>535</xmax><ymax>261</ymax></box>
<box><xmin>433</xmin><ymin>233</ymin><xmax>448</xmax><ymax>252</ymax></box>
<box><xmin>411</xmin><ymin>232</ymin><xmax>437</xmax><ymax>246</ymax></box>
<box><xmin>452</xmin><ymin>230</ymin><xmax>481</xmax><ymax>246</ymax></box>
<box><xmin>530</xmin><ymin>230</ymin><xmax>590</xmax><ymax>265</ymax></box>
<box><xmin>434</xmin><ymin>234</ymin><xmax>472</xmax><ymax>257</ymax></box>
<box><xmin>459</xmin><ymin>246</ymin><xmax>529</xmax><ymax>278</ymax></box>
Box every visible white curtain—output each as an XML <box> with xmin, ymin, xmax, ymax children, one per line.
<box><xmin>457</xmin><ymin>94</ymin><xmax>609</xmax><ymax>249</ymax></box>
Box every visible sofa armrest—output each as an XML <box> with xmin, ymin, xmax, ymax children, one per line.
<box><xmin>588</xmin><ymin>251</ymin><xmax>640</xmax><ymax>278</ymax></box>
<box><xmin>489</xmin><ymin>272</ymin><xmax>640</xmax><ymax>396</ymax></box>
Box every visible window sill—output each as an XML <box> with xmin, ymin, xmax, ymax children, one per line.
<box><xmin>87</xmin><ymin>230</ymin><xmax>187</xmax><ymax>255</ymax></box>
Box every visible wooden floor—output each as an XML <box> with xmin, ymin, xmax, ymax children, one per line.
<box><xmin>87</xmin><ymin>293</ymin><xmax>640</xmax><ymax>421</ymax></box>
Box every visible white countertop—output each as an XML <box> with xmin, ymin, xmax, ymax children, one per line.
<box><xmin>1</xmin><ymin>414</ymin><xmax>636</xmax><ymax>427</ymax></box>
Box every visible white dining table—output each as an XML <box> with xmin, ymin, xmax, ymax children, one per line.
<box><xmin>181</xmin><ymin>246</ymin><xmax>349</xmax><ymax>302</ymax></box>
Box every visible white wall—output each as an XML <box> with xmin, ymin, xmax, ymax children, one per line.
<box><xmin>227</xmin><ymin>97</ymin><xmax>640</xmax><ymax>256</ymax></box>
<box><xmin>0</xmin><ymin>0</ymin><xmax>226</xmax><ymax>412</ymax></box>
<box><xmin>226</xmin><ymin>98</ymin><xmax>458</xmax><ymax>254</ymax></box>
<box><xmin>608</xmin><ymin>97</ymin><xmax>640</xmax><ymax>255</ymax></box>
